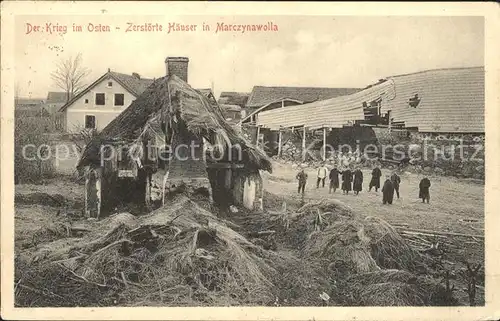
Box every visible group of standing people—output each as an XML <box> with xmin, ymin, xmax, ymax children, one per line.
<box><xmin>296</xmin><ymin>164</ymin><xmax>431</xmax><ymax>204</ymax></box>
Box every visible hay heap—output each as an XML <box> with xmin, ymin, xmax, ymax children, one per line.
<box><xmin>273</xmin><ymin>198</ymin><xmax>446</xmax><ymax>306</ymax></box>
<box><xmin>363</xmin><ymin>216</ymin><xmax>428</xmax><ymax>272</ymax></box>
<box><xmin>16</xmin><ymin>195</ymin><xmax>308</xmax><ymax>307</ymax></box>
<box><xmin>16</xmin><ymin>194</ymin><xmax>449</xmax><ymax>307</ymax></box>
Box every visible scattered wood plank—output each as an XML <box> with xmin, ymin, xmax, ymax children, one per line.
<box><xmin>396</xmin><ymin>227</ymin><xmax>484</xmax><ymax>239</ymax></box>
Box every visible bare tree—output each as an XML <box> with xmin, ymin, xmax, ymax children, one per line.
<box><xmin>51</xmin><ymin>53</ymin><xmax>91</xmax><ymax>102</ymax></box>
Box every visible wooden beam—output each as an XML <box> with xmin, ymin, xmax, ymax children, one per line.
<box><xmin>302</xmin><ymin>126</ymin><xmax>307</xmax><ymax>160</ymax></box>
<box><xmin>277</xmin><ymin>130</ymin><xmax>282</xmax><ymax>158</ymax></box>
<box><xmin>224</xmin><ymin>168</ymin><xmax>232</xmax><ymax>189</ymax></box>
<box><xmin>322</xmin><ymin>127</ymin><xmax>327</xmax><ymax>161</ymax></box>
<box><xmin>388</xmin><ymin>110</ymin><xmax>392</xmax><ymax>133</ymax></box>
<box><xmin>145</xmin><ymin>173</ymin><xmax>151</xmax><ymax>209</ymax></box>
<box><xmin>256</xmin><ymin>125</ymin><xmax>261</xmax><ymax>147</ymax></box>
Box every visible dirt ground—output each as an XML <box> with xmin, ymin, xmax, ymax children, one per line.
<box><xmin>263</xmin><ymin>162</ymin><xmax>484</xmax><ymax>236</ymax></box>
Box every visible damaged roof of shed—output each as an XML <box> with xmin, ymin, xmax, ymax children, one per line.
<box><xmin>380</xmin><ymin>66</ymin><xmax>484</xmax><ymax>133</ymax></box>
<box><xmin>77</xmin><ymin>75</ymin><xmax>272</xmax><ymax>172</ymax></box>
<box><xmin>257</xmin><ymin>66</ymin><xmax>484</xmax><ymax>133</ymax></box>
<box><xmin>256</xmin><ymin>87</ymin><xmax>375</xmax><ymax>130</ymax></box>
<box><xmin>246</xmin><ymin>86</ymin><xmax>361</xmax><ymax>108</ymax></box>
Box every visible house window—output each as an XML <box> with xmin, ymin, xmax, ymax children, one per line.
<box><xmin>114</xmin><ymin>93</ymin><xmax>125</xmax><ymax>106</ymax></box>
<box><xmin>84</xmin><ymin>99</ymin><xmax>89</xmax><ymax>104</ymax></box>
<box><xmin>85</xmin><ymin>115</ymin><xmax>96</xmax><ymax>129</ymax></box>
<box><xmin>107</xmin><ymin>81</ymin><xmax>113</xmax><ymax>88</ymax></box>
<box><xmin>95</xmin><ymin>93</ymin><xmax>105</xmax><ymax>105</ymax></box>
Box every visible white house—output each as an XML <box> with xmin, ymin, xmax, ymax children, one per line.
<box><xmin>58</xmin><ymin>70</ymin><xmax>154</xmax><ymax>133</ymax></box>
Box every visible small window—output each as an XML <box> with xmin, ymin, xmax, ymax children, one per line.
<box><xmin>107</xmin><ymin>81</ymin><xmax>113</xmax><ymax>88</ymax></box>
<box><xmin>114</xmin><ymin>93</ymin><xmax>125</xmax><ymax>106</ymax></box>
<box><xmin>84</xmin><ymin>99</ymin><xmax>89</xmax><ymax>104</ymax></box>
<box><xmin>85</xmin><ymin>115</ymin><xmax>96</xmax><ymax>129</ymax></box>
<box><xmin>95</xmin><ymin>93</ymin><xmax>105</xmax><ymax>105</ymax></box>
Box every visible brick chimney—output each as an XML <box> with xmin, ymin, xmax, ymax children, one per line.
<box><xmin>165</xmin><ymin>57</ymin><xmax>189</xmax><ymax>82</ymax></box>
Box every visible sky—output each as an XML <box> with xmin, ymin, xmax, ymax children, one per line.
<box><xmin>15</xmin><ymin>15</ymin><xmax>484</xmax><ymax>99</ymax></box>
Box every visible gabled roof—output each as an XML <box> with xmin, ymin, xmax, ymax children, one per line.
<box><xmin>246</xmin><ymin>86</ymin><xmax>361</xmax><ymax>108</ymax></box>
<box><xmin>46</xmin><ymin>91</ymin><xmax>68</xmax><ymax>103</ymax></box>
<box><xmin>59</xmin><ymin>70</ymin><xmax>154</xmax><ymax>112</ymax></box>
<box><xmin>218</xmin><ymin>92</ymin><xmax>250</xmax><ymax>107</ymax></box>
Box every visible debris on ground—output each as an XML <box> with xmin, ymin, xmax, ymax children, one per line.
<box><xmin>15</xmin><ymin>190</ymin><xmax>469</xmax><ymax>307</ymax></box>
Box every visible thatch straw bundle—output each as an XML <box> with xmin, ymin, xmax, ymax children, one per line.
<box><xmin>358</xmin><ymin>282</ymin><xmax>426</xmax><ymax>306</ymax></box>
<box><xmin>284</xmin><ymin>199</ymin><xmax>357</xmax><ymax>249</ymax></box>
<box><xmin>363</xmin><ymin>216</ymin><xmax>427</xmax><ymax>272</ymax></box>
<box><xmin>304</xmin><ymin>221</ymin><xmax>380</xmax><ymax>275</ymax></box>
<box><xmin>30</xmin><ymin>222</ymin><xmax>70</xmax><ymax>246</ymax></box>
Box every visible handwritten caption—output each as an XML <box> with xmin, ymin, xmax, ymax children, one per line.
<box><xmin>25</xmin><ymin>22</ymin><xmax>279</xmax><ymax>35</ymax></box>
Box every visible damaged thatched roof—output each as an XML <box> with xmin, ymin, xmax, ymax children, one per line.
<box><xmin>77</xmin><ymin>75</ymin><xmax>272</xmax><ymax>173</ymax></box>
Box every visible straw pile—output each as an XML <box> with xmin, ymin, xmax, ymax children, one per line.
<box><xmin>305</xmin><ymin>221</ymin><xmax>380</xmax><ymax>276</ymax></box>
<box><xmin>15</xmin><ymin>193</ymin><xmax>453</xmax><ymax>307</ymax></box>
<box><xmin>363</xmin><ymin>216</ymin><xmax>428</xmax><ymax>273</ymax></box>
<box><xmin>286</xmin><ymin>199</ymin><xmax>357</xmax><ymax>249</ymax></box>
<box><xmin>16</xmin><ymin>195</ymin><xmax>289</xmax><ymax>306</ymax></box>
<box><xmin>342</xmin><ymin>269</ymin><xmax>448</xmax><ymax>306</ymax></box>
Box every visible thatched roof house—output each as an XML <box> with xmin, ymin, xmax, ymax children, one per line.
<box><xmin>79</xmin><ymin>57</ymin><xmax>271</xmax><ymax>218</ymax></box>
<box><xmin>77</xmin><ymin>75</ymin><xmax>271</xmax><ymax>172</ymax></box>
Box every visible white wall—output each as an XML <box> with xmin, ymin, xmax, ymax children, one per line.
<box><xmin>65</xmin><ymin>76</ymin><xmax>136</xmax><ymax>132</ymax></box>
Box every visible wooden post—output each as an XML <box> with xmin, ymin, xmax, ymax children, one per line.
<box><xmin>277</xmin><ymin>129</ymin><xmax>282</xmax><ymax>158</ymax></box>
<box><xmin>281</xmin><ymin>99</ymin><xmax>285</xmax><ymax>108</ymax></box>
<box><xmin>95</xmin><ymin>168</ymin><xmax>102</xmax><ymax>220</ymax></box>
<box><xmin>256</xmin><ymin>125</ymin><xmax>261</xmax><ymax>147</ymax></box>
<box><xmin>224</xmin><ymin>168</ymin><xmax>232</xmax><ymax>189</ymax></box>
<box><xmin>302</xmin><ymin>126</ymin><xmax>307</xmax><ymax>161</ymax></box>
<box><xmin>145</xmin><ymin>173</ymin><xmax>151</xmax><ymax>208</ymax></box>
<box><xmin>388</xmin><ymin>110</ymin><xmax>392</xmax><ymax>133</ymax></box>
<box><xmin>322</xmin><ymin>127</ymin><xmax>327</xmax><ymax>161</ymax></box>
<box><xmin>84</xmin><ymin>170</ymin><xmax>90</xmax><ymax>218</ymax></box>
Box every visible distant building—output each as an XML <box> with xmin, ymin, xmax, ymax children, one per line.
<box><xmin>43</xmin><ymin>91</ymin><xmax>68</xmax><ymax>114</ymax></box>
<box><xmin>217</xmin><ymin>92</ymin><xmax>249</xmax><ymax>119</ymax></box>
<box><xmin>58</xmin><ymin>70</ymin><xmax>155</xmax><ymax>132</ymax></box>
<box><xmin>241</xmin><ymin>86</ymin><xmax>361</xmax><ymax>124</ymax></box>
<box><xmin>15</xmin><ymin>97</ymin><xmax>48</xmax><ymax>118</ymax></box>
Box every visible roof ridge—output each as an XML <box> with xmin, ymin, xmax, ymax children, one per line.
<box><xmin>109</xmin><ymin>70</ymin><xmax>154</xmax><ymax>81</ymax></box>
<box><xmin>252</xmin><ymin>85</ymin><xmax>362</xmax><ymax>89</ymax></box>
<box><xmin>387</xmin><ymin>66</ymin><xmax>484</xmax><ymax>79</ymax></box>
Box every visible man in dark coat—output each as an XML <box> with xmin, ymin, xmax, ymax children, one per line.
<box><xmin>369</xmin><ymin>167</ymin><xmax>382</xmax><ymax>192</ymax></box>
<box><xmin>419</xmin><ymin>177</ymin><xmax>431</xmax><ymax>203</ymax></box>
<box><xmin>341</xmin><ymin>167</ymin><xmax>353</xmax><ymax>194</ymax></box>
<box><xmin>390</xmin><ymin>172</ymin><xmax>401</xmax><ymax>199</ymax></box>
<box><xmin>382</xmin><ymin>175</ymin><xmax>394</xmax><ymax>204</ymax></box>
<box><xmin>296</xmin><ymin>168</ymin><xmax>308</xmax><ymax>195</ymax></box>
<box><xmin>329</xmin><ymin>166</ymin><xmax>340</xmax><ymax>194</ymax></box>
<box><xmin>352</xmin><ymin>168</ymin><xmax>363</xmax><ymax>195</ymax></box>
